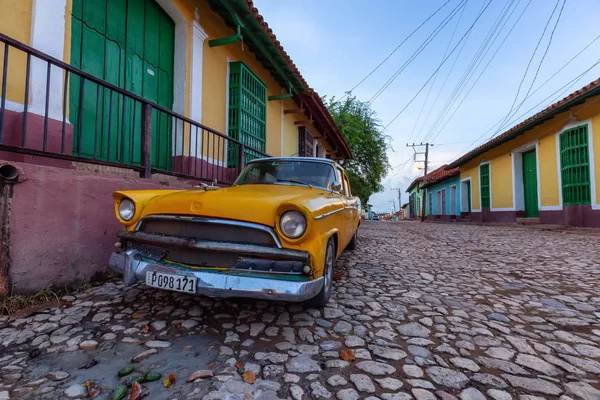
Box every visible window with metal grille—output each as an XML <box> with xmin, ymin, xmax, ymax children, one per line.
<box><xmin>227</xmin><ymin>62</ymin><xmax>267</xmax><ymax>167</ymax></box>
<box><xmin>480</xmin><ymin>163</ymin><xmax>490</xmax><ymax>209</ymax></box>
<box><xmin>560</xmin><ymin>125</ymin><xmax>591</xmax><ymax>205</ymax></box>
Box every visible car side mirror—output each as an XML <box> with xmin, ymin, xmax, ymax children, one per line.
<box><xmin>331</xmin><ymin>181</ymin><xmax>342</xmax><ymax>193</ymax></box>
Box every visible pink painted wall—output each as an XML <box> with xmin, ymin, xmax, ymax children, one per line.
<box><xmin>2</xmin><ymin>159</ymin><xmax>202</xmax><ymax>293</ymax></box>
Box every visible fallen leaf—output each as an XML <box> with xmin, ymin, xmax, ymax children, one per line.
<box><xmin>339</xmin><ymin>349</ymin><xmax>355</xmax><ymax>361</ymax></box>
<box><xmin>131</xmin><ymin>311</ymin><xmax>148</xmax><ymax>319</ymax></box>
<box><xmin>235</xmin><ymin>361</ymin><xmax>243</xmax><ymax>369</ymax></box>
<box><xmin>162</xmin><ymin>374</ymin><xmax>176</xmax><ymax>389</ymax></box>
<box><xmin>333</xmin><ymin>272</ymin><xmax>343</xmax><ymax>281</ymax></box>
<box><xmin>186</xmin><ymin>370</ymin><xmax>213</xmax><ymax>382</ymax></box>
<box><xmin>130</xmin><ymin>382</ymin><xmax>142</xmax><ymax>400</ymax></box>
<box><xmin>140</xmin><ymin>325</ymin><xmax>149</xmax><ymax>333</ymax></box>
<box><xmin>85</xmin><ymin>380</ymin><xmax>100</xmax><ymax>399</ymax></box>
<box><xmin>242</xmin><ymin>370</ymin><xmax>255</xmax><ymax>384</ymax></box>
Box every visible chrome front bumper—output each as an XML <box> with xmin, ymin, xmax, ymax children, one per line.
<box><xmin>108</xmin><ymin>249</ymin><xmax>323</xmax><ymax>302</ymax></box>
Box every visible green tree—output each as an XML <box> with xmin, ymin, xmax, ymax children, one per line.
<box><xmin>325</xmin><ymin>96</ymin><xmax>391</xmax><ymax>205</ymax></box>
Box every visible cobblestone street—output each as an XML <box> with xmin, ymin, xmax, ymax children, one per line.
<box><xmin>1</xmin><ymin>221</ymin><xmax>600</xmax><ymax>400</ymax></box>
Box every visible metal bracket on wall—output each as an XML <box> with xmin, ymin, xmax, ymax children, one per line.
<box><xmin>209</xmin><ymin>25</ymin><xmax>242</xmax><ymax>47</ymax></box>
<box><xmin>268</xmin><ymin>83</ymin><xmax>294</xmax><ymax>101</ymax></box>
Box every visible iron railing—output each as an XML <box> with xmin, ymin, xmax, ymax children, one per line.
<box><xmin>0</xmin><ymin>33</ymin><xmax>267</xmax><ymax>184</ymax></box>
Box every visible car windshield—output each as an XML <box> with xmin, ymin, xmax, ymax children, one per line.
<box><xmin>235</xmin><ymin>160</ymin><xmax>336</xmax><ymax>189</ymax></box>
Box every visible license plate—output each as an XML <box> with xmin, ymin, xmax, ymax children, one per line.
<box><xmin>146</xmin><ymin>271</ymin><xmax>196</xmax><ymax>293</ymax></box>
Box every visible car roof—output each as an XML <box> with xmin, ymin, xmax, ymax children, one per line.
<box><xmin>248</xmin><ymin>157</ymin><xmax>344</xmax><ymax>170</ymax></box>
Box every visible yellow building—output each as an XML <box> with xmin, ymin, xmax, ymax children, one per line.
<box><xmin>0</xmin><ymin>0</ymin><xmax>350</xmax><ymax>183</ymax></box>
<box><xmin>448</xmin><ymin>79</ymin><xmax>600</xmax><ymax>227</ymax></box>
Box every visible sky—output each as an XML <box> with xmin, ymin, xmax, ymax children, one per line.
<box><xmin>253</xmin><ymin>0</ymin><xmax>600</xmax><ymax>213</ymax></box>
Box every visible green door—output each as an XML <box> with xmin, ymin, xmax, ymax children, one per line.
<box><xmin>70</xmin><ymin>0</ymin><xmax>174</xmax><ymax>170</ymax></box>
<box><xmin>522</xmin><ymin>149</ymin><xmax>539</xmax><ymax>217</ymax></box>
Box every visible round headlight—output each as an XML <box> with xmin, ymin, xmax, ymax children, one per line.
<box><xmin>280</xmin><ymin>211</ymin><xmax>307</xmax><ymax>239</ymax></box>
<box><xmin>118</xmin><ymin>199</ymin><xmax>135</xmax><ymax>221</ymax></box>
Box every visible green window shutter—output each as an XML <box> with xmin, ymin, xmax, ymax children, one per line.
<box><xmin>560</xmin><ymin>125</ymin><xmax>591</xmax><ymax>205</ymax></box>
<box><xmin>480</xmin><ymin>163</ymin><xmax>490</xmax><ymax>209</ymax></box>
<box><xmin>228</xmin><ymin>61</ymin><xmax>267</xmax><ymax>167</ymax></box>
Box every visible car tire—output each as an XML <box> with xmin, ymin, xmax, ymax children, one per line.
<box><xmin>305</xmin><ymin>238</ymin><xmax>335</xmax><ymax>308</ymax></box>
<box><xmin>346</xmin><ymin>230</ymin><xmax>358</xmax><ymax>251</ymax></box>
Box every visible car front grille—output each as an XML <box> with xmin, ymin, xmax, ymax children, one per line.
<box><xmin>137</xmin><ymin>216</ymin><xmax>279</xmax><ymax>248</ymax></box>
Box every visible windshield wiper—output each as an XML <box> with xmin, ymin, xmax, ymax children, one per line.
<box><xmin>276</xmin><ymin>179</ymin><xmax>313</xmax><ymax>188</ymax></box>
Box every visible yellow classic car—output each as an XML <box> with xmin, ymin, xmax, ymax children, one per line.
<box><xmin>109</xmin><ymin>157</ymin><xmax>360</xmax><ymax>306</ymax></box>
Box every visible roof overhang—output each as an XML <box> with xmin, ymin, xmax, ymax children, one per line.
<box><xmin>206</xmin><ymin>0</ymin><xmax>351</xmax><ymax>160</ymax></box>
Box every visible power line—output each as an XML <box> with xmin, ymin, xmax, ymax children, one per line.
<box><xmin>411</xmin><ymin>1</ymin><xmax>480</xmax><ymax>144</ymax></box>
<box><xmin>424</xmin><ymin>0</ymin><xmax>534</xmax><ymax>144</ymax></box>
<box><xmin>455</xmin><ymin>58</ymin><xmax>600</xmax><ymax>156</ymax></box>
<box><xmin>497</xmin><ymin>0</ymin><xmax>567</xmax><ymax>132</ymax></box>
<box><xmin>339</xmin><ymin>0</ymin><xmax>452</xmax><ymax>100</ymax></box>
<box><xmin>368</xmin><ymin>0</ymin><xmax>468</xmax><ymax>105</ymax></box>
<box><xmin>382</xmin><ymin>0</ymin><xmax>493</xmax><ymax>131</ymax></box>
<box><xmin>408</xmin><ymin>0</ymin><xmax>467</xmax><ymax>142</ymax></box>
<box><xmin>421</xmin><ymin>0</ymin><xmax>523</xmax><ymax>143</ymax></box>
<box><xmin>493</xmin><ymin>0</ymin><xmax>562</xmax><ymax>137</ymax></box>
<box><xmin>430</xmin><ymin>28</ymin><xmax>600</xmax><ymax>147</ymax></box>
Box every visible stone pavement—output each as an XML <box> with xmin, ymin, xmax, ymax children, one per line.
<box><xmin>1</xmin><ymin>221</ymin><xmax>600</xmax><ymax>400</ymax></box>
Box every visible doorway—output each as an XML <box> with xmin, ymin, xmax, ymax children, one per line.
<box><xmin>522</xmin><ymin>149</ymin><xmax>539</xmax><ymax>217</ymax></box>
<box><xmin>461</xmin><ymin>179</ymin><xmax>472</xmax><ymax>213</ymax></box>
<box><xmin>70</xmin><ymin>0</ymin><xmax>175</xmax><ymax>169</ymax></box>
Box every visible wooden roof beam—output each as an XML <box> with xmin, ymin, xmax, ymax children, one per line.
<box><xmin>284</xmin><ymin>108</ymin><xmax>304</xmax><ymax>115</ymax></box>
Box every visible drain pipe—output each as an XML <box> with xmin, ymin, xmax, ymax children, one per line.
<box><xmin>0</xmin><ymin>163</ymin><xmax>21</xmax><ymax>296</ymax></box>
<box><xmin>0</xmin><ymin>164</ymin><xmax>19</xmax><ymax>182</ymax></box>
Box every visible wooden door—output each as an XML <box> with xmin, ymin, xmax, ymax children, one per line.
<box><xmin>522</xmin><ymin>149</ymin><xmax>539</xmax><ymax>217</ymax></box>
<box><xmin>70</xmin><ymin>0</ymin><xmax>174</xmax><ymax>169</ymax></box>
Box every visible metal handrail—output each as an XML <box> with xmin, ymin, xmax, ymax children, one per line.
<box><xmin>0</xmin><ymin>32</ymin><xmax>262</xmax><ymax>149</ymax></box>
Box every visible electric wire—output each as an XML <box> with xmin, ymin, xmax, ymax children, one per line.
<box><xmin>408</xmin><ymin>1</ymin><xmax>467</xmax><ymax>142</ymax></box>
<box><xmin>367</xmin><ymin>0</ymin><xmax>469</xmax><ymax>105</ymax></box>
<box><xmin>454</xmin><ymin>58</ymin><xmax>600</xmax><ymax>157</ymax></box>
<box><xmin>424</xmin><ymin>0</ymin><xmax>535</xmax><ymax>144</ymax></box>
<box><xmin>496</xmin><ymin>0</ymin><xmax>567</xmax><ymax>133</ymax></box>
<box><xmin>381</xmin><ymin>0</ymin><xmax>493</xmax><ymax>131</ymax></box>
<box><xmin>421</xmin><ymin>0</ymin><xmax>523</xmax><ymax>143</ymax></box>
<box><xmin>492</xmin><ymin>0</ymin><xmax>562</xmax><ymax>137</ymax></box>
<box><xmin>339</xmin><ymin>0</ymin><xmax>453</xmax><ymax>100</ymax></box>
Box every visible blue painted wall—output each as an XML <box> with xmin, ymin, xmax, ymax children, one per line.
<box><xmin>425</xmin><ymin>176</ymin><xmax>461</xmax><ymax>216</ymax></box>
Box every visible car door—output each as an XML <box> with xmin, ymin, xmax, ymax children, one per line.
<box><xmin>342</xmin><ymin>172</ymin><xmax>358</xmax><ymax>238</ymax></box>
<box><xmin>338</xmin><ymin>169</ymin><xmax>354</xmax><ymax>248</ymax></box>
<box><xmin>334</xmin><ymin>167</ymin><xmax>349</xmax><ymax>247</ymax></box>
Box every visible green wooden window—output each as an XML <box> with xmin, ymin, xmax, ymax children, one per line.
<box><xmin>228</xmin><ymin>61</ymin><xmax>267</xmax><ymax>167</ymax></box>
<box><xmin>480</xmin><ymin>163</ymin><xmax>490</xmax><ymax>209</ymax></box>
<box><xmin>560</xmin><ymin>125</ymin><xmax>591</xmax><ymax>205</ymax></box>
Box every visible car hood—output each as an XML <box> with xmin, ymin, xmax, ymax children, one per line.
<box><xmin>138</xmin><ymin>184</ymin><xmax>338</xmax><ymax>227</ymax></box>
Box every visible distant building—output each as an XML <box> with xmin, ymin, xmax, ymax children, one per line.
<box><xmin>422</xmin><ymin>165</ymin><xmax>461</xmax><ymax>221</ymax></box>
<box><xmin>406</xmin><ymin>176</ymin><xmax>424</xmax><ymax>219</ymax></box>
<box><xmin>401</xmin><ymin>203</ymin><xmax>409</xmax><ymax>220</ymax></box>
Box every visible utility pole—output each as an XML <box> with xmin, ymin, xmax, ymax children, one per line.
<box><xmin>406</xmin><ymin>143</ymin><xmax>432</xmax><ymax>222</ymax></box>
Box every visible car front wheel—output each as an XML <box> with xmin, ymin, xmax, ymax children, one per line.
<box><xmin>306</xmin><ymin>238</ymin><xmax>334</xmax><ymax>308</ymax></box>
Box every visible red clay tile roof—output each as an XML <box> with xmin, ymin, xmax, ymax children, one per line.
<box><xmin>406</xmin><ymin>176</ymin><xmax>424</xmax><ymax>193</ymax></box>
<box><xmin>240</xmin><ymin>0</ymin><xmax>352</xmax><ymax>159</ymax></box>
<box><xmin>448</xmin><ymin>78</ymin><xmax>600</xmax><ymax>168</ymax></box>
<box><xmin>421</xmin><ymin>165</ymin><xmax>459</xmax><ymax>188</ymax></box>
